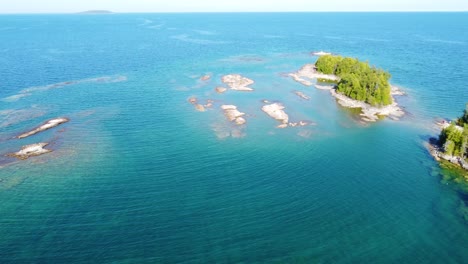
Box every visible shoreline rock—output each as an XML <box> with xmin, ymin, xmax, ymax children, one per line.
<box><xmin>427</xmin><ymin>140</ymin><xmax>468</xmax><ymax>172</ymax></box>
<box><xmin>17</xmin><ymin>118</ymin><xmax>69</xmax><ymax>139</ymax></box>
<box><xmin>314</xmin><ymin>84</ymin><xmax>334</xmax><ymax>90</ymax></box>
<box><xmin>329</xmin><ymin>89</ymin><xmax>404</xmax><ymax>122</ymax></box>
<box><xmin>289</xmin><ymin>64</ymin><xmax>339</xmax><ymax>86</ymax></box>
<box><xmin>391</xmin><ymin>85</ymin><xmax>406</xmax><ymax>96</ymax></box>
<box><xmin>311</xmin><ymin>51</ymin><xmax>332</xmax><ymax>56</ymax></box>
<box><xmin>221</xmin><ymin>74</ymin><xmax>254</xmax><ymax>91</ymax></box>
<box><xmin>7</xmin><ymin>143</ymin><xmax>52</xmax><ymax>160</ymax></box>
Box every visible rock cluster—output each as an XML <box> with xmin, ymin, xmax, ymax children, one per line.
<box><xmin>221</xmin><ymin>74</ymin><xmax>255</xmax><ymax>91</ymax></box>
<box><xmin>188</xmin><ymin>97</ymin><xmax>212</xmax><ymax>112</ymax></box>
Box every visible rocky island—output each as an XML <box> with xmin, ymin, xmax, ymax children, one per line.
<box><xmin>221</xmin><ymin>105</ymin><xmax>246</xmax><ymax>125</ymax></box>
<box><xmin>222</xmin><ymin>74</ymin><xmax>255</xmax><ymax>91</ymax></box>
<box><xmin>17</xmin><ymin>117</ymin><xmax>69</xmax><ymax>139</ymax></box>
<box><xmin>429</xmin><ymin>104</ymin><xmax>468</xmax><ymax>180</ymax></box>
<box><xmin>262</xmin><ymin>103</ymin><xmax>289</xmax><ymax>128</ymax></box>
<box><xmin>7</xmin><ymin>143</ymin><xmax>52</xmax><ymax>160</ymax></box>
<box><xmin>291</xmin><ymin>55</ymin><xmax>404</xmax><ymax>122</ymax></box>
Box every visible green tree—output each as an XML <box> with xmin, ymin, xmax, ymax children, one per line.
<box><xmin>457</xmin><ymin>104</ymin><xmax>468</xmax><ymax>126</ymax></box>
<box><xmin>315</xmin><ymin>55</ymin><xmax>343</xmax><ymax>74</ymax></box>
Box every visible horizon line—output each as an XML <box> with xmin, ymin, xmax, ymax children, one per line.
<box><xmin>1</xmin><ymin>10</ymin><xmax>468</xmax><ymax>15</ymax></box>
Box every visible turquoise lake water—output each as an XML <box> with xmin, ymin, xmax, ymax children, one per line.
<box><xmin>1</xmin><ymin>13</ymin><xmax>468</xmax><ymax>263</ymax></box>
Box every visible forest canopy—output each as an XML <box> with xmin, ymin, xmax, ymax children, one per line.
<box><xmin>315</xmin><ymin>55</ymin><xmax>393</xmax><ymax>106</ymax></box>
<box><xmin>439</xmin><ymin>104</ymin><xmax>468</xmax><ymax>158</ymax></box>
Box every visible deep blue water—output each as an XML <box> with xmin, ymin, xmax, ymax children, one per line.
<box><xmin>0</xmin><ymin>13</ymin><xmax>468</xmax><ymax>263</ymax></box>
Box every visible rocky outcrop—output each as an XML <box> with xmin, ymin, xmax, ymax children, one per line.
<box><xmin>7</xmin><ymin>143</ymin><xmax>52</xmax><ymax>160</ymax></box>
<box><xmin>222</xmin><ymin>74</ymin><xmax>254</xmax><ymax>91</ymax></box>
<box><xmin>17</xmin><ymin>118</ymin><xmax>69</xmax><ymax>139</ymax></box>
<box><xmin>221</xmin><ymin>105</ymin><xmax>246</xmax><ymax>125</ymax></box>
<box><xmin>289</xmin><ymin>64</ymin><xmax>339</xmax><ymax>86</ymax></box>
<box><xmin>262</xmin><ymin>103</ymin><xmax>289</xmax><ymax>126</ymax></box>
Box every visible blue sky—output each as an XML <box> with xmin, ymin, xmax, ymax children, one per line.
<box><xmin>1</xmin><ymin>0</ymin><xmax>468</xmax><ymax>13</ymax></box>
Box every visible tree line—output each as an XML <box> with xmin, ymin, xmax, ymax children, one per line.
<box><xmin>439</xmin><ymin>104</ymin><xmax>468</xmax><ymax>158</ymax></box>
<box><xmin>315</xmin><ymin>55</ymin><xmax>393</xmax><ymax>106</ymax></box>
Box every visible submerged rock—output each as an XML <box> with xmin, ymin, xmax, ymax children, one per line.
<box><xmin>17</xmin><ymin>118</ymin><xmax>69</xmax><ymax>139</ymax></box>
<box><xmin>262</xmin><ymin>103</ymin><xmax>289</xmax><ymax>125</ymax></box>
<box><xmin>7</xmin><ymin>143</ymin><xmax>52</xmax><ymax>160</ymax></box>
<box><xmin>204</xmin><ymin>99</ymin><xmax>214</xmax><ymax>108</ymax></box>
<box><xmin>294</xmin><ymin>91</ymin><xmax>311</xmax><ymax>100</ymax></box>
<box><xmin>200</xmin><ymin>75</ymin><xmax>211</xmax><ymax>81</ymax></box>
<box><xmin>215</xmin><ymin>87</ymin><xmax>228</xmax><ymax>93</ymax></box>
<box><xmin>188</xmin><ymin>97</ymin><xmax>197</xmax><ymax>104</ymax></box>
<box><xmin>195</xmin><ymin>104</ymin><xmax>206</xmax><ymax>112</ymax></box>
<box><xmin>222</xmin><ymin>74</ymin><xmax>254</xmax><ymax>91</ymax></box>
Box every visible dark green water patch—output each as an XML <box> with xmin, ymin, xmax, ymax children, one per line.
<box><xmin>439</xmin><ymin>160</ymin><xmax>468</xmax><ymax>192</ymax></box>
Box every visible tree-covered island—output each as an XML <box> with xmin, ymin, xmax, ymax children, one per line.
<box><xmin>315</xmin><ymin>55</ymin><xmax>393</xmax><ymax>106</ymax></box>
<box><xmin>430</xmin><ymin>104</ymin><xmax>468</xmax><ymax>177</ymax></box>
<box><xmin>288</xmin><ymin>54</ymin><xmax>404</xmax><ymax>122</ymax></box>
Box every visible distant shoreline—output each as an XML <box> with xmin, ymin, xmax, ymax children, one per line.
<box><xmin>77</xmin><ymin>10</ymin><xmax>113</xmax><ymax>14</ymax></box>
<box><xmin>0</xmin><ymin>11</ymin><xmax>467</xmax><ymax>15</ymax></box>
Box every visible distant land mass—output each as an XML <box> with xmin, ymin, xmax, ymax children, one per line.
<box><xmin>78</xmin><ymin>10</ymin><xmax>113</xmax><ymax>14</ymax></box>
